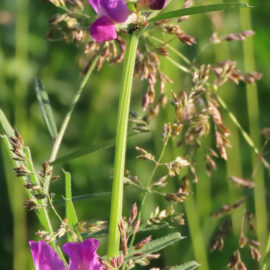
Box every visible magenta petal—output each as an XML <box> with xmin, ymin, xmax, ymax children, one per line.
<box><xmin>100</xmin><ymin>0</ymin><xmax>129</xmax><ymax>23</ymax></box>
<box><xmin>29</xmin><ymin>241</ymin><xmax>66</xmax><ymax>270</ymax></box>
<box><xmin>62</xmin><ymin>238</ymin><xmax>101</xmax><ymax>270</ymax></box>
<box><xmin>88</xmin><ymin>0</ymin><xmax>100</xmax><ymax>13</ymax></box>
<box><xmin>90</xmin><ymin>16</ymin><xmax>117</xmax><ymax>42</ymax></box>
<box><xmin>149</xmin><ymin>0</ymin><xmax>167</xmax><ymax>10</ymax></box>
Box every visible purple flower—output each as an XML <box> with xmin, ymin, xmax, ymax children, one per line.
<box><xmin>29</xmin><ymin>239</ymin><xmax>101</xmax><ymax>270</ymax></box>
<box><xmin>89</xmin><ymin>0</ymin><xmax>129</xmax><ymax>43</ymax></box>
<box><xmin>138</xmin><ymin>0</ymin><xmax>167</xmax><ymax>10</ymax></box>
<box><xmin>29</xmin><ymin>241</ymin><xmax>66</xmax><ymax>270</ymax></box>
<box><xmin>62</xmin><ymin>238</ymin><xmax>100</xmax><ymax>270</ymax></box>
<box><xmin>148</xmin><ymin>0</ymin><xmax>167</xmax><ymax>10</ymax></box>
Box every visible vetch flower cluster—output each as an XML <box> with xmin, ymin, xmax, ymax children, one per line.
<box><xmin>29</xmin><ymin>238</ymin><xmax>101</xmax><ymax>270</ymax></box>
<box><xmin>89</xmin><ymin>0</ymin><xmax>129</xmax><ymax>43</ymax></box>
<box><xmin>89</xmin><ymin>0</ymin><xmax>168</xmax><ymax>42</ymax></box>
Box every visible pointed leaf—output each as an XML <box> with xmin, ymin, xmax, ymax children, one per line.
<box><xmin>148</xmin><ymin>2</ymin><xmax>250</xmax><ymax>22</ymax></box>
<box><xmin>125</xmin><ymin>232</ymin><xmax>184</xmax><ymax>260</ymax></box>
<box><xmin>51</xmin><ymin>131</ymin><xmax>146</xmax><ymax>165</ymax></box>
<box><xmin>64</xmin><ymin>170</ymin><xmax>82</xmax><ymax>241</ymax></box>
<box><xmin>170</xmin><ymin>261</ymin><xmax>200</xmax><ymax>270</ymax></box>
<box><xmin>0</xmin><ymin>109</ymin><xmax>14</xmax><ymax>136</ymax></box>
<box><xmin>64</xmin><ymin>171</ymin><xmax>79</xmax><ymax>227</ymax></box>
<box><xmin>35</xmin><ymin>77</ymin><xmax>58</xmax><ymax>139</ymax></box>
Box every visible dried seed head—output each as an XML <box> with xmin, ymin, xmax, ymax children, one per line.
<box><xmin>110</xmin><ymin>255</ymin><xmax>124</xmax><ymax>269</ymax></box>
<box><xmin>211</xmin><ymin>235</ymin><xmax>224</xmax><ymax>252</ymax></box>
<box><xmin>171</xmin><ymin>212</ymin><xmax>185</xmax><ymax>226</ymax></box>
<box><xmin>132</xmin><ymin>219</ymin><xmax>141</xmax><ymax>234</ymax></box>
<box><xmin>34</xmin><ymin>193</ymin><xmax>46</xmax><ymax>200</ymax></box>
<box><xmin>246</xmin><ymin>212</ymin><xmax>256</xmax><ymax>233</ymax></box>
<box><xmin>165</xmin><ymin>192</ymin><xmax>188</xmax><ymax>203</ymax></box>
<box><xmin>128</xmin><ymin>202</ymin><xmax>138</xmax><ymax>226</ymax></box>
<box><xmin>135</xmin><ymin>236</ymin><xmax>152</xmax><ymax>250</ymax></box>
<box><xmin>13</xmin><ymin>165</ymin><xmax>30</xmax><ymax>177</ymax></box>
<box><xmin>244</xmin><ymin>71</ymin><xmax>262</xmax><ymax>84</ymax></box>
<box><xmin>75</xmin><ymin>220</ymin><xmax>107</xmax><ymax>233</ymax></box>
<box><xmin>152</xmin><ymin>175</ymin><xmax>168</xmax><ymax>187</ymax></box>
<box><xmin>249</xmin><ymin>245</ymin><xmax>261</xmax><ymax>261</ymax></box>
<box><xmin>156</xmin><ymin>46</ymin><xmax>169</xmax><ymax>56</ymax></box>
<box><xmin>249</xmin><ymin>239</ymin><xmax>260</xmax><ymax>247</ymax></box>
<box><xmin>24</xmin><ymin>182</ymin><xmax>41</xmax><ymax>191</ymax></box>
<box><xmin>223</xmin><ymin>30</ymin><xmax>254</xmax><ymax>42</ymax></box>
<box><xmin>36</xmin><ymin>230</ymin><xmax>55</xmax><ymax>242</ymax></box>
<box><xmin>24</xmin><ymin>198</ymin><xmax>38</xmax><ymax>210</ymax></box>
<box><xmin>84</xmin><ymin>41</ymin><xmax>98</xmax><ymax>54</ymax></box>
<box><xmin>177</xmin><ymin>33</ymin><xmax>196</xmax><ymax>46</ymax></box>
<box><xmin>227</xmin><ymin>250</ymin><xmax>241</xmax><ymax>269</ymax></box>
<box><xmin>118</xmin><ymin>219</ymin><xmax>128</xmax><ymax>256</ymax></box>
<box><xmin>229</xmin><ymin>176</ymin><xmax>255</xmax><ymax>189</ymax></box>
<box><xmin>55</xmin><ymin>219</ymin><xmax>69</xmax><ymax>238</ymax></box>
<box><xmin>49</xmin><ymin>14</ymin><xmax>67</xmax><ymax>25</ymax></box>
<box><xmin>41</xmin><ymin>161</ymin><xmax>52</xmax><ymax>177</ymax></box>
<box><xmin>211</xmin><ymin>199</ymin><xmax>245</xmax><ymax>219</ymax></box>
<box><xmin>99</xmin><ymin>258</ymin><xmax>111</xmax><ymax>270</ymax></box>
<box><xmin>262</xmin><ymin>128</ymin><xmax>270</xmax><ymax>140</ymax></box>
<box><xmin>167</xmin><ymin>156</ymin><xmax>190</xmax><ymax>177</ymax></box>
<box><xmin>239</xmin><ymin>232</ymin><xmax>248</xmax><ymax>248</ymax></box>
<box><xmin>135</xmin><ymin>147</ymin><xmax>155</xmax><ymax>161</ymax></box>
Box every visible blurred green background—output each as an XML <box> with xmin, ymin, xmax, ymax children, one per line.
<box><xmin>0</xmin><ymin>0</ymin><xmax>269</xmax><ymax>269</ymax></box>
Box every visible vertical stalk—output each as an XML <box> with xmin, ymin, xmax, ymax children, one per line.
<box><xmin>13</xmin><ymin>0</ymin><xmax>29</xmax><ymax>268</ymax></box>
<box><xmin>240</xmin><ymin>2</ymin><xmax>268</xmax><ymax>255</ymax></box>
<box><xmin>184</xmin><ymin>194</ymin><xmax>209</xmax><ymax>270</ymax></box>
<box><xmin>212</xmin><ymin>3</ymin><xmax>244</xmax><ymax>235</ymax></box>
<box><xmin>107</xmin><ymin>33</ymin><xmax>139</xmax><ymax>259</ymax></box>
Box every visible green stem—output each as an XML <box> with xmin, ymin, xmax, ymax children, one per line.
<box><xmin>49</xmin><ymin>54</ymin><xmax>100</xmax><ymax>163</ymax></box>
<box><xmin>240</xmin><ymin>0</ymin><xmax>268</xmax><ymax>260</ymax></box>
<box><xmin>107</xmin><ymin>33</ymin><xmax>139</xmax><ymax>260</ymax></box>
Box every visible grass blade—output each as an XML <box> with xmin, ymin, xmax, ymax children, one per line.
<box><xmin>35</xmin><ymin>77</ymin><xmax>58</xmax><ymax>139</ymax></box>
<box><xmin>0</xmin><ymin>108</ymin><xmax>14</xmax><ymax>136</ymax></box>
<box><xmin>148</xmin><ymin>3</ymin><xmax>250</xmax><ymax>22</ymax></box>
<box><xmin>170</xmin><ymin>261</ymin><xmax>200</xmax><ymax>270</ymax></box>
<box><xmin>125</xmin><ymin>232</ymin><xmax>184</xmax><ymax>260</ymax></box>
<box><xmin>51</xmin><ymin>131</ymin><xmax>145</xmax><ymax>165</ymax></box>
<box><xmin>64</xmin><ymin>170</ymin><xmax>82</xmax><ymax>241</ymax></box>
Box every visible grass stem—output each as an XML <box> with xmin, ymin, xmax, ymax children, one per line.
<box><xmin>107</xmin><ymin>33</ymin><xmax>139</xmax><ymax>259</ymax></box>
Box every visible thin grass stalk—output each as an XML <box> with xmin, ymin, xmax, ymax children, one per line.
<box><xmin>107</xmin><ymin>33</ymin><xmax>139</xmax><ymax>259</ymax></box>
<box><xmin>13</xmin><ymin>0</ymin><xmax>29</xmax><ymax>268</ymax></box>
<box><xmin>212</xmin><ymin>7</ymin><xmax>243</xmax><ymax>234</ymax></box>
<box><xmin>240</xmin><ymin>3</ymin><xmax>268</xmax><ymax>256</ymax></box>
<box><xmin>184</xmin><ymin>194</ymin><xmax>209</xmax><ymax>270</ymax></box>
<box><xmin>49</xmin><ymin>53</ymin><xmax>100</xmax><ymax>163</ymax></box>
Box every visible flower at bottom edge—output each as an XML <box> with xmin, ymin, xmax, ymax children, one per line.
<box><xmin>29</xmin><ymin>240</ymin><xmax>66</xmax><ymax>270</ymax></box>
<box><xmin>62</xmin><ymin>238</ymin><xmax>101</xmax><ymax>270</ymax></box>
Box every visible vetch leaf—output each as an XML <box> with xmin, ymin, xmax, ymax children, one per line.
<box><xmin>125</xmin><ymin>232</ymin><xmax>184</xmax><ymax>260</ymax></box>
<box><xmin>35</xmin><ymin>77</ymin><xmax>58</xmax><ymax>139</ymax></box>
<box><xmin>148</xmin><ymin>2</ymin><xmax>250</xmax><ymax>22</ymax></box>
<box><xmin>170</xmin><ymin>261</ymin><xmax>200</xmax><ymax>270</ymax></box>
